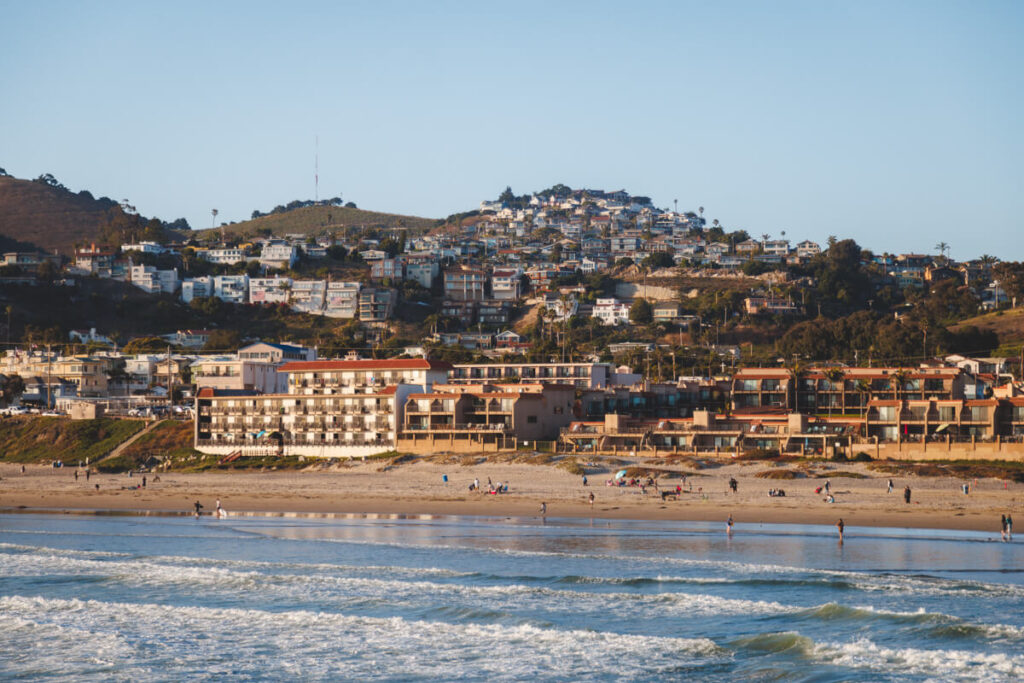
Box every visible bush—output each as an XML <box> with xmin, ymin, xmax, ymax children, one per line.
<box><xmin>831</xmin><ymin>451</ymin><xmax>848</xmax><ymax>462</ymax></box>
<box><xmin>853</xmin><ymin>452</ymin><xmax>873</xmax><ymax>462</ymax></box>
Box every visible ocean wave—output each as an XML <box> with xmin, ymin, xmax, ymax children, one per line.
<box><xmin>0</xmin><ymin>551</ymin><xmax>799</xmax><ymax>620</ymax></box>
<box><xmin>0</xmin><ymin>595</ymin><xmax>724</xmax><ymax>680</ymax></box>
<box><xmin>815</xmin><ymin>636</ymin><xmax>1024</xmax><ymax>681</ymax></box>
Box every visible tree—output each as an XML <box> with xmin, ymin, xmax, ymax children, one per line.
<box><xmin>824</xmin><ymin>368</ymin><xmax>846</xmax><ymax>416</ymax></box>
<box><xmin>935</xmin><ymin>242</ymin><xmax>950</xmax><ymax>262</ymax></box>
<box><xmin>890</xmin><ymin>369</ymin><xmax>910</xmax><ymax>403</ymax></box>
<box><xmin>2</xmin><ymin>374</ymin><xmax>25</xmax><ymax>406</ymax></box>
<box><xmin>855</xmin><ymin>378</ymin><xmax>872</xmax><ymax>416</ymax></box>
<box><xmin>204</xmin><ymin>329</ymin><xmax>242</xmax><ymax>352</ymax></box>
<box><xmin>786</xmin><ymin>360</ymin><xmax>805</xmax><ymax>411</ymax></box>
<box><xmin>642</xmin><ymin>252</ymin><xmax>675</xmax><ymax>270</ymax></box>
<box><xmin>629</xmin><ymin>298</ymin><xmax>653</xmax><ymax>325</ymax></box>
<box><xmin>122</xmin><ymin>336</ymin><xmax>169</xmax><ymax>354</ymax></box>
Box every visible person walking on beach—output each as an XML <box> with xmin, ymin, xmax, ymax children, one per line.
<box><xmin>729</xmin><ymin>477</ymin><xmax>738</xmax><ymax>494</ymax></box>
<box><xmin>1008</xmin><ymin>514</ymin><xmax>1014</xmax><ymax>540</ymax></box>
<box><xmin>74</xmin><ymin>470</ymin><xmax>78</xmax><ymax>481</ymax></box>
<box><xmin>588</xmin><ymin>492</ymin><xmax>595</xmax><ymax>508</ymax></box>
<box><xmin>1001</xmin><ymin>514</ymin><xmax>1008</xmax><ymax>541</ymax></box>
<box><xmin>824</xmin><ymin>480</ymin><xmax>831</xmax><ymax>495</ymax></box>
<box><xmin>727</xmin><ymin>514</ymin><xmax>734</xmax><ymax>535</ymax></box>
<box><xmin>887</xmin><ymin>479</ymin><xmax>893</xmax><ymax>494</ymax></box>
<box><xmin>837</xmin><ymin>518</ymin><xmax>845</xmax><ymax>543</ymax></box>
<box><xmin>540</xmin><ymin>502</ymin><xmax>547</xmax><ymax>517</ymax></box>
<box><xmin>582</xmin><ymin>475</ymin><xmax>588</xmax><ymax>487</ymax></box>
<box><xmin>904</xmin><ymin>486</ymin><xmax>911</xmax><ymax>504</ymax></box>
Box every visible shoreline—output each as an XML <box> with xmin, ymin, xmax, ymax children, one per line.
<box><xmin>1</xmin><ymin>460</ymin><xmax>1018</xmax><ymax>535</ymax></box>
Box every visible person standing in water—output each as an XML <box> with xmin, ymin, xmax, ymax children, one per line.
<box><xmin>1001</xmin><ymin>514</ymin><xmax>1008</xmax><ymax>541</ymax></box>
<box><xmin>588</xmin><ymin>492</ymin><xmax>595</xmax><ymax>508</ymax></box>
<box><xmin>727</xmin><ymin>514</ymin><xmax>734</xmax><ymax>535</ymax></box>
<box><xmin>887</xmin><ymin>479</ymin><xmax>893</xmax><ymax>494</ymax></box>
<box><xmin>194</xmin><ymin>500</ymin><xmax>203</xmax><ymax>519</ymax></box>
<box><xmin>837</xmin><ymin>518</ymin><xmax>845</xmax><ymax>542</ymax></box>
<box><xmin>540</xmin><ymin>502</ymin><xmax>547</xmax><ymax>517</ymax></box>
<box><xmin>1008</xmin><ymin>514</ymin><xmax>1014</xmax><ymax>540</ymax></box>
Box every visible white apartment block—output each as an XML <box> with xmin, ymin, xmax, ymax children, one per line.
<box><xmin>194</xmin><ymin>359</ymin><xmax>452</xmax><ymax>458</ymax></box>
<box><xmin>201</xmin><ymin>248</ymin><xmax>246</xmax><ymax>265</ymax></box>
<box><xmin>289</xmin><ymin>280</ymin><xmax>327</xmax><ymax>314</ymax></box>
<box><xmin>181</xmin><ymin>277</ymin><xmax>213</xmax><ymax>303</ymax></box>
<box><xmin>259</xmin><ymin>242</ymin><xmax>298</xmax><ymax>270</ymax></box>
<box><xmin>249</xmin><ymin>277</ymin><xmax>292</xmax><ymax>304</ymax></box>
<box><xmin>324</xmin><ymin>281</ymin><xmax>361</xmax><ymax>318</ymax></box>
<box><xmin>592</xmin><ymin>298</ymin><xmax>631</xmax><ymax>326</ymax></box>
<box><xmin>130</xmin><ymin>265</ymin><xmax>179</xmax><ymax>295</ymax></box>
<box><xmin>214</xmin><ymin>275</ymin><xmax>250</xmax><ymax>304</ymax></box>
<box><xmin>491</xmin><ymin>268</ymin><xmax>523</xmax><ymax>300</ymax></box>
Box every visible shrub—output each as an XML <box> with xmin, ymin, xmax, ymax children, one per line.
<box><xmin>853</xmin><ymin>452</ymin><xmax>873</xmax><ymax>462</ymax></box>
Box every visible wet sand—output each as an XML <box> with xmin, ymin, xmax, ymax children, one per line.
<box><xmin>0</xmin><ymin>460</ymin><xmax>1019</xmax><ymax>534</ymax></box>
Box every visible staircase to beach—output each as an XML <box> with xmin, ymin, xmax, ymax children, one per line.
<box><xmin>95</xmin><ymin>419</ymin><xmax>162</xmax><ymax>465</ymax></box>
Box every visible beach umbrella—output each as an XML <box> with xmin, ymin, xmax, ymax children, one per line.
<box><xmin>615</xmin><ymin>469</ymin><xmax>628</xmax><ymax>479</ymax></box>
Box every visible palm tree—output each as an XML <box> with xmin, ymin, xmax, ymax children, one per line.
<box><xmin>785</xmin><ymin>360</ymin><xmax>806</xmax><ymax>412</ymax></box>
<box><xmin>934</xmin><ymin>242</ymin><xmax>950</xmax><ymax>263</ymax></box>
<box><xmin>855</xmin><ymin>378</ymin><xmax>872</xmax><ymax>416</ymax></box>
<box><xmin>890</xmin><ymin>369</ymin><xmax>910</xmax><ymax>402</ymax></box>
<box><xmin>824</xmin><ymin>368</ymin><xmax>846</xmax><ymax>417</ymax></box>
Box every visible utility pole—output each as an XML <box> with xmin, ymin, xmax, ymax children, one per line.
<box><xmin>46</xmin><ymin>344</ymin><xmax>52</xmax><ymax>410</ymax></box>
<box><xmin>166</xmin><ymin>345</ymin><xmax>173</xmax><ymax>407</ymax></box>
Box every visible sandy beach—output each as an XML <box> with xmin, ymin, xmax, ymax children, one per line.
<box><xmin>1</xmin><ymin>457</ymin><xmax>1020</xmax><ymax>534</ymax></box>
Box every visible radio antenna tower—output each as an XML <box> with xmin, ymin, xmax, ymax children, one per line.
<box><xmin>315</xmin><ymin>135</ymin><xmax>319</xmax><ymax>202</ymax></box>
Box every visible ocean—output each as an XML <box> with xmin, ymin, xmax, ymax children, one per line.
<box><xmin>0</xmin><ymin>512</ymin><xmax>1021</xmax><ymax>681</ymax></box>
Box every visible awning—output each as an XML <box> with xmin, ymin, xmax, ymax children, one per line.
<box><xmin>934</xmin><ymin>423</ymin><xmax>950</xmax><ymax>433</ymax></box>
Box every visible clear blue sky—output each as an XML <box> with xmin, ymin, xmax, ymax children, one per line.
<box><xmin>1</xmin><ymin>1</ymin><xmax>1021</xmax><ymax>259</ymax></box>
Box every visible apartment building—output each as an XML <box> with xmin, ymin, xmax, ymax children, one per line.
<box><xmin>324</xmin><ymin>281</ymin><xmax>361</xmax><ymax>318</ymax></box>
<box><xmin>490</xmin><ymin>268</ymin><xmax>522</xmax><ymax>300</ymax></box>
<box><xmin>444</xmin><ymin>268</ymin><xmax>487</xmax><ymax>301</ymax></box>
<box><xmin>130</xmin><ymin>265</ymin><xmax>180</xmax><ymax>295</ymax></box>
<box><xmin>592</xmin><ymin>298</ymin><xmax>631</xmax><ymax>326</ymax></box>
<box><xmin>560</xmin><ymin>410</ymin><xmax>851</xmax><ymax>456</ymax></box>
<box><xmin>289</xmin><ymin>280</ymin><xmax>327</xmax><ymax>314</ymax></box>
<box><xmin>200</xmin><ymin>248</ymin><xmax>246</xmax><ymax>265</ymax></box>
<box><xmin>192</xmin><ymin>357</ymin><xmax>286</xmax><ymax>394</ymax></box>
<box><xmin>398</xmin><ymin>383</ymin><xmax>576</xmax><ymax>453</ymax></box>
<box><xmin>259</xmin><ymin>242</ymin><xmax>298</xmax><ymax>270</ymax></box>
<box><xmin>358</xmin><ymin>287</ymin><xmax>396</xmax><ymax>322</ymax></box>
<box><xmin>249</xmin><ymin>277</ymin><xmax>292</xmax><ymax>304</ymax></box>
<box><xmin>194</xmin><ymin>358</ymin><xmax>451</xmax><ymax>457</ymax></box>
<box><xmin>448</xmin><ymin>362</ymin><xmax>618</xmax><ymax>389</ymax></box>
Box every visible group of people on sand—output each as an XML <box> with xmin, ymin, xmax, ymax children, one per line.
<box><xmin>467</xmin><ymin>477</ymin><xmax>508</xmax><ymax>495</ymax></box>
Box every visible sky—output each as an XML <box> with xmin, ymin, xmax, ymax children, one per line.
<box><xmin>1</xmin><ymin>1</ymin><xmax>1021</xmax><ymax>259</ymax></box>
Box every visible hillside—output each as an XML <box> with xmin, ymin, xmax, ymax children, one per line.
<box><xmin>0</xmin><ymin>417</ymin><xmax>145</xmax><ymax>464</ymax></box>
<box><xmin>0</xmin><ymin>175</ymin><xmax>122</xmax><ymax>255</ymax></box>
<box><xmin>196</xmin><ymin>204</ymin><xmax>437</xmax><ymax>240</ymax></box>
<box><xmin>950</xmin><ymin>308</ymin><xmax>1024</xmax><ymax>348</ymax></box>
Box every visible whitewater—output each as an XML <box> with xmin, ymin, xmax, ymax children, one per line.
<box><xmin>1</xmin><ymin>512</ymin><xmax>1022</xmax><ymax>681</ymax></box>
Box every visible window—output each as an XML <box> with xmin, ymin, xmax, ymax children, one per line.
<box><xmin>527</xmin><ymin>416</ymin><xmax>537</xmax><ymax>424</ymax></box>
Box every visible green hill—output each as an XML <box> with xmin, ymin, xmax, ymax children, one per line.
<box><xmin>196</xmin><ymin>204</ymin><xmax>437</xmax><ymax>241</ymax></box>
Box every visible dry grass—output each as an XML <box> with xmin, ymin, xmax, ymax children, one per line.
<box><xmin>755</xmin><ymin>469</ymin><xmax>804</xmax><ymax>479</ymax></box>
